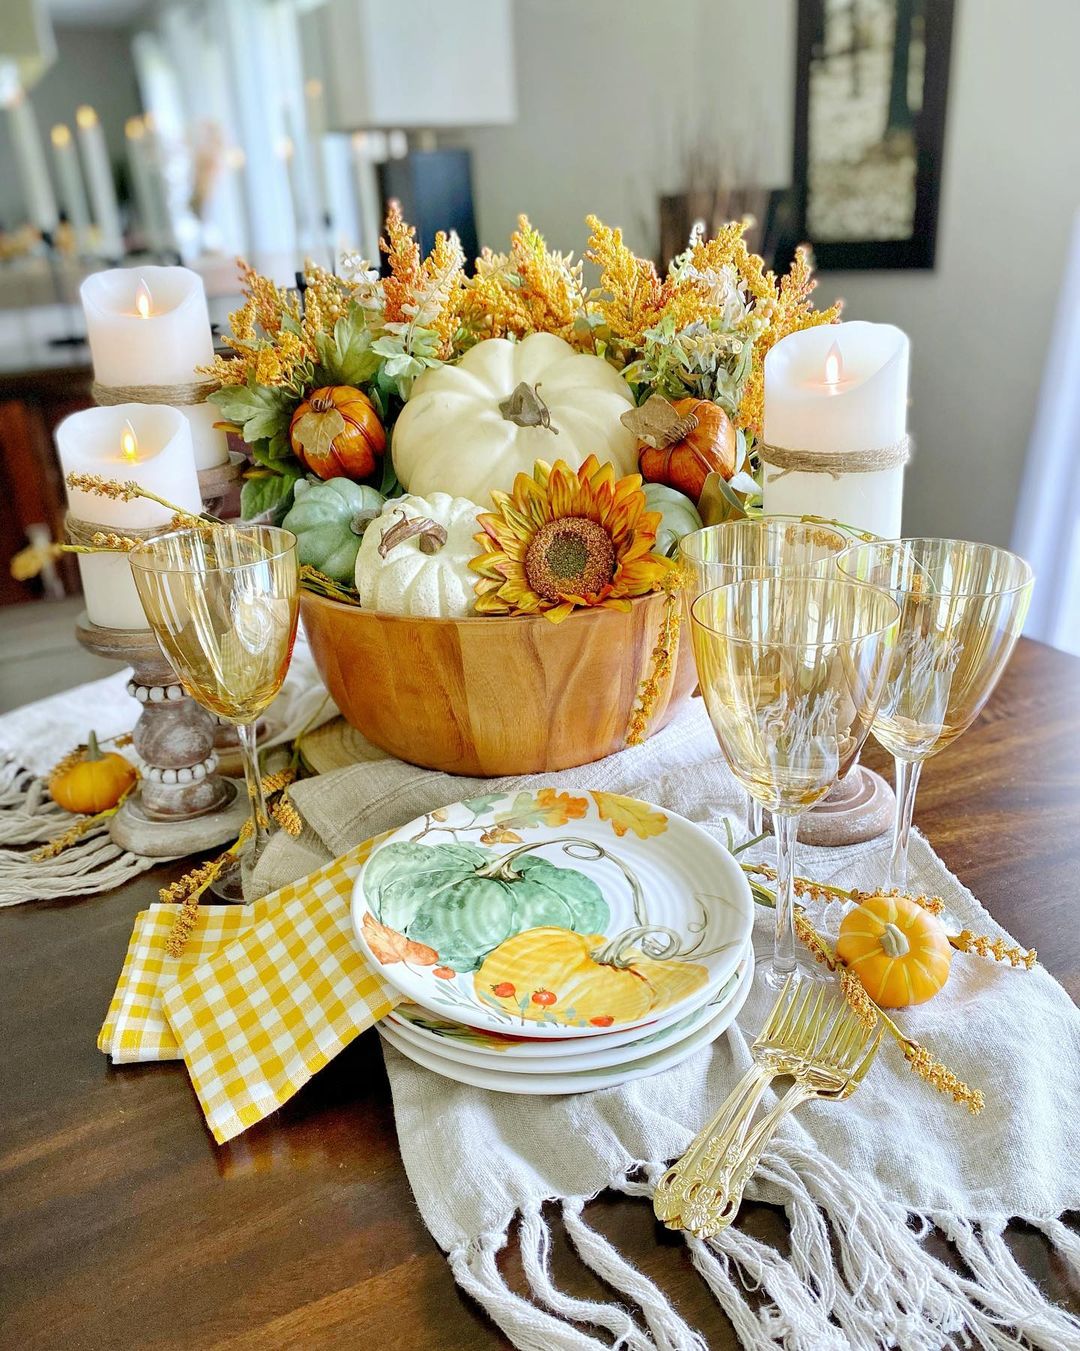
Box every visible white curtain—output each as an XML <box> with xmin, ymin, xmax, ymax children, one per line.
<box><xmin>1012</xmin><ymin>209</ymin><xmax>1080</xmax><ymax>656</ymax></box>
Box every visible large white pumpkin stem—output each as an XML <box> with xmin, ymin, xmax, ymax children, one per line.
<box><xmin>499</xmin><ymin>381</ymin><xmax>559</xmax><ymax>434</ymax></box>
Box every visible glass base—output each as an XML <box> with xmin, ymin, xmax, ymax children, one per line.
<box><xmin>761</xmin><ymin>957</ymin><xmax>832</xmax><ymax>992</ymax></box>
<box><xmin>209</xmin><ymin>855</ymin><xmax>247</xmax><ymax>902</ymax></box>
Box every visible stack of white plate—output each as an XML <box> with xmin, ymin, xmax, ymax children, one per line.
<box><xmin>351</xmin><ymin>790</ymin><xmax>755</xmax><ymax>1095</ymax></box>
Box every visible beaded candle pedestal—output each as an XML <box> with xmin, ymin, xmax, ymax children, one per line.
<box><xmin>75</xmin><ymin>615</ymin><xmax>250</xmax><ymax>857</ymax></box>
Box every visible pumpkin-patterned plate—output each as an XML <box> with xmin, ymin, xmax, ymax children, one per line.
<box><xmin>384</xmin><ymin>946</ymin><xmax>751</xmax><ymax>1073</ymax></box>
<box><xmin>352</xmin><ymin>789</ymin><xmax>754</xmax><ymax>1040</ymax></box>
<box><xmin>377</xmin><ymin>950</ymin><xmax>754</xmax><ymax>1096</ymax></box>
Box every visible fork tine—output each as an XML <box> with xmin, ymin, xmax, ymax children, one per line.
<box><xmin>846</xmin><ymin>1026</ymin><xmax>885</xmax><ymax>1086</ymax></box>
<box><xmin>752</xmin><ymin>975</ymin><xmax>796</xmax><ymax>1049</ymax></box>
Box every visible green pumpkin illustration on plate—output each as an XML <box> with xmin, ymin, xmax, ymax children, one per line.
<box><xmin>363</xmin><ymin>840</ymin><xmax>610</xmax><ymax>973</ymax></box>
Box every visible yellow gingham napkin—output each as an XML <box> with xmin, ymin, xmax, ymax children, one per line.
<box><xmin>100</xmin><ymin>835</ymin><xmax>399</xmax><ymax>1144</ymax></box>
<box><xmin>98</xmin><ymin>904</ymin><xmax>252</xmax><ymax>1063</ymax></box>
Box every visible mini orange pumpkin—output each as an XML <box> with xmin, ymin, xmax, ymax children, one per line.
<box><xmin>49</xmin><ymin>732</ymin><xmax>137</xmax><ymax>815</ymax></box>
<box><xmin>627</xmin><ymin>396</ymin><xmax>737</xmax><ymax>500</ymax></box>
<box><xmin>289</xmin><ymin>385</ymin><xmax>386</xmax><ymax>481</ymax></box>
<box><xmin>836</xmin><ymin>894</ymin><xmax>953</xmax><ymax>1008</ymax></box>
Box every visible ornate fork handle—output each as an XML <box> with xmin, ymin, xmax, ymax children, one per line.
<box><xmin>653</xmin><ymin>1059</ymin><xmax>783</xmax><ymax>1225</ymax></box>
<box><xmin>680</xmin><ymin>1080</ymin><xmax>815</xmax><ymax>1237</ymax></box>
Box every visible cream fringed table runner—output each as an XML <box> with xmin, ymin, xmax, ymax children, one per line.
<box><xmin>0</xmin><ymin>635</ymin><xmax>335</xmax><ymax>906</ymax></box>
<box><xmin>250</xmin><ymin>704</ymin><xmax>1080</xmax><ymax>1351</ymax></box>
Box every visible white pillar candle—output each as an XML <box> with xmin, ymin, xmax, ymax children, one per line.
<box><xmin>56</xmin><ymin>404</ymin><xmax>201</xmax><ymax>630</ymax></box>
<box><xmin>50</xmin><ymin>124</ymin><xmax>92</xmax><ymax>253</ymax></box>
<box><xmin>75</xmin><ymin>105</ymin><xmax>124</xmax><ymax>261</ymax></box>
<box><xmin>80</xmin><ymin>264</ymin><xmax>229</xmax><ymax>470</ymax></box>
<box><xmin>762</xmin><ymin>321</ymin><xmax>910</xmax><ymax>539</ymax></box>
<box><xmin>5</xmin><ymin>90</ymin><xmax>58</xmax><ymax>233</ymax></box>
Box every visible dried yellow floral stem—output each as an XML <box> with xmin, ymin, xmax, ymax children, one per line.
<box><xmin>791</xmin><ymin>910</ymin><xmax>985</xmax><ymax>1114</ymax></box>
<box><xmin>951</xmin><ymin>929</ymin><xmax>1037</xmax><ymax>969</ymax></box>
<box><xmin>271</xmin><ymin>794</ymin><xmax>303</xmax><ymax>836</ymax></box>
<box><xmin>10</xmin><ymin>540</ymin><xmax>131</xmax><ymax>581</ymax></box>
<box><xmin>260</xmin><ymin>767</ymin><xmax>297</xmax><ymax>798</ymax></box>
<box><xmin>64</xmin><ymin>473</ymin><xmax>224</xmax><ymax>526</ymax></box>
<box><xmin>163</xmin><ymin>820</ymin><xmax>254</xmax><ymax>957</ymax></box>
<box><xmin>90</xmin><ymin>532</ymin><xmax>141</xmax><ymax>551</ymax></box>
<box><xmin>747</xmin><ymin>862</ymin><xmax>853</xmax><ymax>906</ymax></box>
<box><xmin>31</xmin><ymin>780</ymin><xmax>138</xmax><ymax>860</ymax></box>
<box><xmin>626</xmin><ymin>570</ymin><xmax>682</xmax><ymax>746</ymax></box>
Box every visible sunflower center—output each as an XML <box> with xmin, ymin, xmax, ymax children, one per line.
<box><xmin>525</xmin><ymin>517</ymin><xmax>616</xmax><ymax>603</ymax></box>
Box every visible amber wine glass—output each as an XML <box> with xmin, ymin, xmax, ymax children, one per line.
<box><xmin>690</xmin><ymin>577</ymin><xmax>899</xmax><ymax>987</ymax></box>
<box><xmin>129</xmin><ymin>525</ymin><xmax>300</xmax><ymax>893</ymax></box>
<box><xmin>835</xmin><ymin>538</ymin><xmax>1033</xmax><ymax>889</ymax></box>
<box><xmin>679</xmin><ymin>518</ymin><xmax>849</xmax><ymax>839</ymax></box>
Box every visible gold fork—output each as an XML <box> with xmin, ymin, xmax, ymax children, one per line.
<box><xmin>653</xmin><ymin>977</ymin><xmax>829</xmax><ymax>1226</ymax></box>
<box><xmin>677</xmin><ymin>995</ymin><xmax>883</xmax><ymax>1238</ymax></box>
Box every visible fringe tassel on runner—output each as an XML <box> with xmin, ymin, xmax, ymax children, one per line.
<box><xmin>445</xmin><ymin>1147</ymin><xmax>1080</xmax><ymax>1351</ymax></box>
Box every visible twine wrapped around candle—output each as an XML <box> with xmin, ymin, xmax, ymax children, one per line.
<box><xmin>759</xmin><ymin>436</ymin><xmax>912</xmax><ymax>481</ymax></box>
<box><xmin>65</xmin><ymin>513</ymin><xmax>175</xmax><ymax>548</ymax></box>
<box><xmin>91</xmin><ymin>378</ymin><xmax>217</xmax><ymax>408</ymax></box>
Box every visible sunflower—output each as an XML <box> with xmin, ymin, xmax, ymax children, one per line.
<box><xmin>471</xmin><ymin>455</ymin><xmax>671</xmax><ymax>622</ymax></box>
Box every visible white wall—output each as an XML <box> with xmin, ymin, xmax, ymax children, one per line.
<box><xmin>462</xmin><ymin>0</ymin><xmax>1080</xmax><ymax>548</ymax></box>
<box><xmin>460</xmin><ymin>0</ymin><xmax>793</xmax><ymax>258</ymax></box>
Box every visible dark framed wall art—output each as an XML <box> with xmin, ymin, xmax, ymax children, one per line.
<box><xmin>793</xmin><ymin>0</ymin><xmax>956</xmax><ymax>270</ymax></box>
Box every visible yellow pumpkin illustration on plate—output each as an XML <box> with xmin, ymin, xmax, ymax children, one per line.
<box><xmin>476</xmin><ymin>926</ymin><xmax>710</xmax><ymax>1028</ymax></box>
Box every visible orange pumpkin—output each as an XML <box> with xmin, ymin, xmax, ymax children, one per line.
<box><xmin>49</xmin><ymin>732</ymin><xmax>137</xmax><ymax>815</ymax></box>
<box><xmin>289</xmin><ymin>385</ymin><xmax>386</xmax><ymax>481</ymax></box>
<box><xmin>637</xmin><ymin>397</ymin><xmax>737</xmax><ymax>500</ymax></box>
<box><xmin>475</xmin><ymin>926</ymin><xmax>709</xmax><ymax>1028</ymax></box>
<box><xmin>836</xmin><ymin>894</ymin><xmax>953</xmax><ymax>1008</ymax></box>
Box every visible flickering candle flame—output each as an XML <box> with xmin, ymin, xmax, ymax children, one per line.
<box><xmin>125</xmin><ymin>116</ymin><xmax>145</xmax><ymax>141</ymax></box>
<box><xmin>225</xmin><ymin>146</ymin><xmax>246</xmax><ymax>170</ymax></box>
<box><xmin>75</xmin><ymin>105</ymin><xmax>98</xmax><ymax>130</ymax></box>
<box><xmin>305</xmin><ymin>78</ymin><xmax>323</xmax><ymax>100</ymax></box>
<box><xmin>134</xmin><ymin>279</ymin><xmax>153</xmax><ymax>319</ymax></box>
<box><xmin>51</xmin><ymin>124</ymin><xmax>71</xmax><ymax>147</ymax></box>
<box><xmin>120</xmin><ymin>421</ymin><xmax>139</xmax><ymax>462</ymax></box>
<box><xmin>276</xmin><ymin>136</ymin><xmax>294</xmax><ymax>161</ymax></box>
<box><xmin>823</xmin><ymin>341</ymin><xmax>843</xmax><ymax>390</ymax></box>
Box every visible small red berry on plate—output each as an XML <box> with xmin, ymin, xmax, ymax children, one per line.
<box><xmin>432</xmin><ymin>966</ymin><xmax>455</xmax><ymax>979</ymax></box>
<box><xmin>531</xmin><ymin>989</ymin><xmax>557</xmax><ymax>1007</ymax></box>
<box><xmin>589</xmin><ymin>1015</ymin><xmax>614</xmax><ymax>1027</ymax></box>
<box><xmin>491</xmin><ymin>982</ymin><xmax>516</xmax><ymax>998</ymax></box>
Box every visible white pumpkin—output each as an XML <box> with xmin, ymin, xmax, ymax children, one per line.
<box><xmin>391</xmin><ymin>332</ymin><xmax>639</xmax><ymax>503</ymax></box>
<box><xmin>354</xmin><ymin>493</ymin><xmax>480</xmax><ymax>618</ymax></box>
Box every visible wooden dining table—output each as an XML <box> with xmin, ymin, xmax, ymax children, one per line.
<box><xmin>2</xmin><ymin>635</ymin><xmax>1078</xmax><ymax>1349</ymax></box>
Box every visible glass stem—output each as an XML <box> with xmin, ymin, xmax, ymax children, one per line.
<box><xmin>888</xmin><ymin>757</ymin><xmax>924</xmax><ymax>889</ymax></box>
<box><xmin>745</xmin><ymin>791</ymin><xmax>764</xmax><ymax>840</ymax></box>
<box><xmin>237</xmin><ymin>720</ymin><xmax>270</xmax><ymax>860</ymax></box>
<box><xmin>772</xmin><ymin>812</ymin><xmax>800</xmax><ymax>981</ymax></box>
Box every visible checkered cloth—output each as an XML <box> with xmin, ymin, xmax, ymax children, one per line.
<box><xmin>99</xmin><ymin>834</ymin><xmax>399</xmax><ymax>1144</ymax></box>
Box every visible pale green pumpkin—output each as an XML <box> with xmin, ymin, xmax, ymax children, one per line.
<box><xmin>282</xmin><ymin>478</ymin><xmax>385</xmax><ymax>582</ymax></box>
<box><xmin>643</xmin><ymin>483</ymin><xmax>704</xmax><ymax>557</ymax></box>
<box><xmin>363</xmin><ymin>840</ymin><xmax>610</xmax><ymax>973</ymax></box>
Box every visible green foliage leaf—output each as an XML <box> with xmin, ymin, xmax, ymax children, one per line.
<box><xmin>210</xmin><ymin>381</ymin><xmax>295</xmax><ymax>445</ymax></box>
<box><xmin>315</xmin><ymin>304</ymin><xmax>381</xmax><ymax>387</ymax></box>
<box><xmin>240</xmin><ymin>465</ymin><xmax>302</xmax><ymax>522</ymax></box>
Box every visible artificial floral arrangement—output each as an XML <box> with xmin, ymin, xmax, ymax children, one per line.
<box><xmin>200</xmin><ymin>205</ymin><xmax>841</xmax><ymax>625</ymax></box>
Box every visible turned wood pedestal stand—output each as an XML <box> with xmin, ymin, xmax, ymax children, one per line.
<box><xmin>767</xmin><ymin>763</ymin><xmax>895</xmax><ymax>847</ymax></box>
<box><xmin>75</xmin><ymin>615</ymin><xmax>250</xmax><ymax>857</ymax></box>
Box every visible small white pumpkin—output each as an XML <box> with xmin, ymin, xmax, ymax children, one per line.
<box><xmin>391</xmin><ymin>332</ymin><xmax>639</xmax><ymax>503</ymax></box>
<box><xmin>354</xmin><ymin>493</ymin><xmax>480</xmax><ymax>618</ymax></box>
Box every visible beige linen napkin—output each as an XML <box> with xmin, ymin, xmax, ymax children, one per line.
<box><xmin>254</xmin><ymin>703</ymin><xmax>1080</xmax><ymax>1351</ymax></box>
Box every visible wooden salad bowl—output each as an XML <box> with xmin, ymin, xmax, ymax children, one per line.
<box><xmin>300</xmin><ymin>590</ymin><xmax>697</xmax><ymax>777</ymax></box>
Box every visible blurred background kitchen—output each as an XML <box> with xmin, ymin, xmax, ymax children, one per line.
<box><xmin>0</xmin><ymin>0</ymin><xmax>1077</xmax><ymax>659</ymax></box>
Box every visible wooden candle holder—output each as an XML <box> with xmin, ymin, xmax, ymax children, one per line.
<box><xmin>75</xmin><ymin>614</ymin><xmax>250</xmax><ymax>857</ymax></box>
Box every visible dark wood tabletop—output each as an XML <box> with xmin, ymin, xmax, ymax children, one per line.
<box><xmin>2</xmin><ymin>636</ymin><xmax>1078</xmax><ymax>1350</ymax></box>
